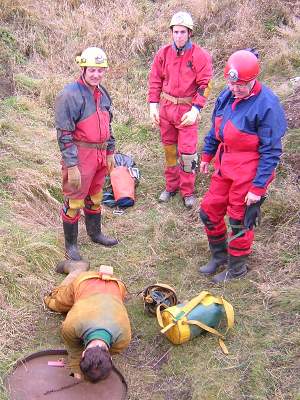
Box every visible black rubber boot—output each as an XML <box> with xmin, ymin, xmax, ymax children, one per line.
<box><xmin>199</xmin><ymin>241</ymin><xmax>228</xmax><ymax>275</ymax></box>
<box><xmin>212</xmin><ymin>255</ymin><xmax>248</xmax><ymax>283</ymax></box>
<box><xmin>63</xmin><ymin>220</ymin><xmax>82</xmax><ymax>261</ymax></box>
<box><xmin>85</xmin><ymin>213</ymin><xmax>118</xmax><ymax>247</ymax></box>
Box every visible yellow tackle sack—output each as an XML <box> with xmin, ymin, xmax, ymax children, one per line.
<box><xmin>156</xmin><ymin>291</ymin><xmax>234</xmax><ymax>354</ymax></box>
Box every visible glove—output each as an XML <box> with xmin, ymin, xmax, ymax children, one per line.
<box><xmin>149</xmin><ymin>103</ymin><xmax>160</xmax><ymax>125</ymax></box>
<box><xmin>67</xmin><ymin>166</ymin><xmax>81</xmax><ymax>190</ymax></box>
<box><xmin>200</xmin><ymin>161</ymin><xmax>209</xmax><ymax>174</ymax></box>
<box><xmin>180</xmin><ymin>106</ymin><xmax>200</xmax><ymax>126</ymax></box>
<box><xmin>106</xmin><ymin>154</ymin><xmax>115</xmax><ymax>174</ymax></box>
<box><xmin>244</xmin><ymin>196</ymin><xmax>267</xmax><ymax>229</ymax></box>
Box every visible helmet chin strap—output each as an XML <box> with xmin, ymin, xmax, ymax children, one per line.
<box><xmin>81</xmin><ymin>66</ymin><xmax>87</xmax><ymax>78</ymax></box>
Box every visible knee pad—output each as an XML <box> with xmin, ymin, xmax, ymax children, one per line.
<box><xmin>62</xmin><ymin>198</ymin><xmax>84</xmax><ymax>218</ymax></box>
<box><xmin>180</xmin><ymin>152</ymin><xmax>198</xmax><ymax>173</ymax></box>
<box><xmin>163</xmin><ymin>144</ymin><xmax>177</xmax><ymax>167</ymax></box>
<box><xmin>84</xmin><ymin>192</ymin><xmax>103</xmax><ymax>212</ymax></box>
<box><xmin>199</xmin><ymin>208</ymin><xmax>215</xmax><ymax>230</ymax></box>
<box><xmin>229</xmin><ymin>218</ymin><xmax>244</xmax><ymax>236</ymax></box>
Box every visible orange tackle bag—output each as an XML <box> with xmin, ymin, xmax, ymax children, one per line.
<box><xmin>110</xmin><ymin>166</ymin><xmax>135</xmax><ymax>208</ymax></box>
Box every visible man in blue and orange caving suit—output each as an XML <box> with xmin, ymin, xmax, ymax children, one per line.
<box><xmin>198</xmin><ymin>49</ymin><xmax>287</xmax><ymax>283</ymax></box>
<box><xmin>148</xmin><ymin>11</ymin><xmax>213</xmax><ymax>209</ymax></box>
<box><xmin>55</xmin><ymin>47</ymin><xmax>118</xmax><ymax>261</ymax></box>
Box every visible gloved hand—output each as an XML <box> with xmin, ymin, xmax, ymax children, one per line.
<box><xmin>106</xmin><ymin>154</ymin><xmax>115</xmax><ymax>174</ymax></box>
<box><xmin>149</xmin><ymin>103</ymin><xmax>160</xmax><ymax>126</ymax></box>
<box><xmin>245</xmin><ymin>191</ymin><xmax>261</xmax><ymax>205</ymax></box>
<box><xmin>180</xmin><ymin>106</ymin><xmax>200</xmax><ymax>126</ymax></box>
<box><xmin>67</xmin><ymin>166</ymin><xmax>81</xmax><ymax>190</ymax></box>
<box><xmin>200</xmin><ymin>161</ymin><xmax>209</xmax><ymax>174</ymax></box>
<box><xmin>244</xmin><ymin>195</ymin><xmax>267</xmax><ymax>229</ymax></box>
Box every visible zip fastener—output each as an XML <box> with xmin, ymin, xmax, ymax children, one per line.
<box><xmin>219</xmin><ymin>98</ymin><xmax>234</xmax><ymax>142</ymax></box>
<box><xmin>217</xmin><ymin>97</ymin><xmax>235</xmax><ymax>176</ymax></box>
<box><xmin>95</xmin><ymin>91</ymin><xmax>102</xmax><ymax>143</ymax></box>
<box><xmin>177</xmin><ymin>53</ymin><xmax>183</xmax><ymax>98</ymax></box>
<box><xmin>218</xmin><ymin>144</ymin><xmax>224</xmax><ymax>177</ymax></box>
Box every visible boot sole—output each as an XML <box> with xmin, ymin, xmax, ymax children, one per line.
<box><xmin>199</xmin><ymin>263</ymin><xmax>227</xmax><ymax>275</ymax></box>
<box><xmin>91</xmin><ymin>239</ymin><xmax>118</xmax><ymax>247</ymax></box>
<box><xmin>212</xmin><ymin>270</ymin><xmax>248</xmax><ymax>283</ymax></box>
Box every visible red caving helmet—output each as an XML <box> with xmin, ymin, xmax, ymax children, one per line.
<box><xmin>224</xmin><ymin>50</ymin><xmax>260</xmax><ymax>84</ymax></box>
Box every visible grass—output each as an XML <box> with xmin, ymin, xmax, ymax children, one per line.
<box><xmin>0</xmin><ymin>1</ymin><xmax>299</xmax><ymax>399</ymax></box>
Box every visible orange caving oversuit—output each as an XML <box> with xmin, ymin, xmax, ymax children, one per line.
<box><xmin>44</xmin><ymin>271</ymin><xmax>131</xmax><ymax>376</ymax></box>
<box><xmin>56</xmin><ymin>78</ymin><xmax>115</xmax><ymax>223</ymax></box>
<box><xmin>148</xmin><ymin>41</ymin><xmax>213</xmax><ymax>197</ymax></box>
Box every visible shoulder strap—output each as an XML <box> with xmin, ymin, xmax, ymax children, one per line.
<box><xmin>156</xmin><ymin>303</ymin><xmax>176</xmax><ymax>332</ymax></box>
<box><xmin>99</xmin><ymin>84</ymin><xmax>112</xmax><ymax>105</ymax></box>
<box><xmin>177</xmin><ymin>291</ymin><xmax>211</xmax><ymax>319</ymax></box>
<box><xmin>185</xmin><ymin>296</ymin><xmax>234</xmax><ymax>354</ymax></box>
<box><xmin>76</xmin><ymin>82</ymin><xmax>86</xmax><ymax>122</ymax></box>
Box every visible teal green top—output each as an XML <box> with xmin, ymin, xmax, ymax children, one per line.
<box><xmin>82</xmin><ymin>328</ymin><xmax>112</xmax><ymax>348</ymax></box>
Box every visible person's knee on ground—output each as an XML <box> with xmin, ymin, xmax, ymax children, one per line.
<box><xmin>80</xmin><ymin>346</ymin><xmax>112</xmax><ymax>382</ymax></box>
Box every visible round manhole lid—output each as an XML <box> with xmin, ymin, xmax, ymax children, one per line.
<box><xmin>5</xmin><ymin>349</ymin><xmax>127</xmax><ymax>400</ymax></box>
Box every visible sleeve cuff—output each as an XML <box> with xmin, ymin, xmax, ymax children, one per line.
<box><xmin>249</xmin><ymin>186</ymin><xmax>267</xmax><ymax>196</ymax></box>
<box><xmin>148</xmin><ymin>96</ymin><xmax>161</xmax><ymax>103</ymax></box>
<box><xmin>192</xmin><ymin>104</ymin><xmax>202</xmax><ymax>112</ymax></box>
<box><xmin>201</xmin><ymin>153</ymin><xmax>214</xmax><ymax>163</ymax></box>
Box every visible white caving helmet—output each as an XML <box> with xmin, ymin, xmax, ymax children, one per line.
<box><xmin>75</xmin><ymin>47</ymin><xmax>108</xmax><ymax>68</ymax></box>
<box><xmin>169</xmin><ymin>11</ymin><xmax>193</xmax><ymax>31</ymax></box>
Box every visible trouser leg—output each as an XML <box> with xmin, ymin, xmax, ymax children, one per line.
<box><xmin>61</xmin><ymin>198</ymin><xmax>84</xmax><ymax>261</ymax></box>
<box><xmin>160</xmin><ymin>109</ymin><xmax>180</xmax><ymax>194</ymax></box>
<box><xmin>84</xmin><ymin>192</ymin><xmax>118</xmax><ymax>246</ymax></box>
<box><xmin>199</xmin><ymin>173</ymin><xmax>230</xmax><ymax>274</ymax></box>
<box><xmin>177</xmin><ymin>123</ymin><xmax>198</xmax><ymax>199</ymax></box>
<box><xmin>212</xmin><ymin>218</ymin><xmax>251</xmax><ymax>283</ymax></box>
<box><xmin>163</xmin><ymin>144</ymin><xmax>180</xmax><ymax>194</ymax></box>
<box><xmin>198</xmin><ymin>208</ymin><xmax>228</xmax><ymax>274</ymax></box>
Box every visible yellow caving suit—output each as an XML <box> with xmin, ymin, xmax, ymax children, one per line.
<box><xmin>44</xmin><ymin>271</ymin><xmax>131</xmax><ymax>375</ymax></box>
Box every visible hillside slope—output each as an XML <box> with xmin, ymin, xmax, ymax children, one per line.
<box><xmin>0</xmin><ymin>1</ymin><xmax>299</xmax><ymax>399</ymax></box>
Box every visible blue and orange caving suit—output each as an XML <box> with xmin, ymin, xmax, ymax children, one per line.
<box><xmin>44</xmin><ymin>271</ymin><xmax>131</xmax><ymax>376</ymax></box>
<box><xmin>148</xmin><ymin>41</ymin><xmax>213</xmax><ymax>197</ymax></box>
<box><xmin>55</xmin><ymin>78</ymin><xmax>115</xmax><ymax>223</ymax></box>
<box><xmin>200</xmin><ymin>81</ymin><xmax>287</xmax><ymax>257</ymax></box>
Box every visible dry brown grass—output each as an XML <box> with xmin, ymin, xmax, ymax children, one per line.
<box><xmin>0</xmin><ymin>1</ymin><xmax>299</xmax><ymax>399</ymax></box>
<box><xmin>1</xmin><ymin>0</ymin><xmax>299</xmax><ymax>122</ymax></box>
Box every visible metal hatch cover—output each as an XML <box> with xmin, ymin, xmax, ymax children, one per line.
<box><xmin>5</xmin><ymin>349</ymin><xmax>128</xmax><ymax>400</ymax></box>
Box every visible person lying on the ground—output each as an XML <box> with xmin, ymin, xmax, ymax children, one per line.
<box><xmin>44</xmin><ymin>261</ymin><xmax>131</xmax><ymax>382</ymax></box>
